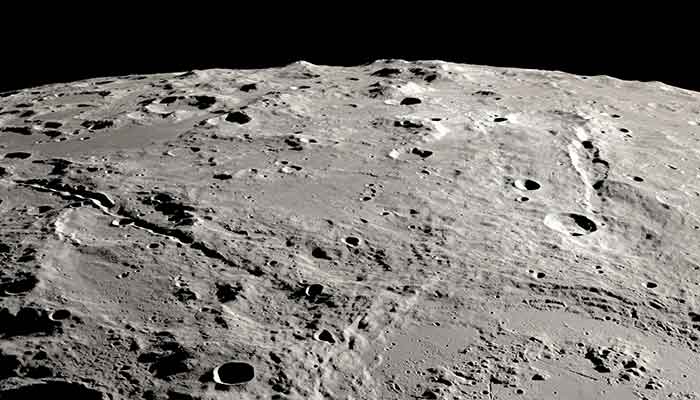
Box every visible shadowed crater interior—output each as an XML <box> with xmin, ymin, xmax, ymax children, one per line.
<box><xmin>213</xmin><ymin>361</ymin><xmax>255</xmax><ymax>385</ymax></box>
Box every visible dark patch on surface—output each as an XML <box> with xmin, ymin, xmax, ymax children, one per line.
<box><xmin>318</xmin><ymin>329</ymin><xmax>335</xmax><ymax>344</ymax></box>
<box><xmin>138</xmin><ymin>341</ymin><xmax>194</xmax><ymax>379</ymax></box>
<box><xmin>2</xmin><ymin>126</ymin><xmax>32</xmax><ymax>135</ymax></box>
<box><xmin>240</xmin><ymin>83</ymin><xmax>257</xmax><ymax>92</ymax></box>
<box><xmin>213</xmin><ymin>361</ymin><xmax>255</xmax><ymax>385</ymax></box>
<box><xmin>225</xmin><ymin>111</ymin><xmax>251</xmax><ymax>124</ymax></box>
<box><xmin>0</xmin><ymin>307</ymin><xmax>62</xmax><ymax>337</ymax></box>
<box><xmin>33</xmin><ymin>158</ymin><xmax>72</xmax><ymax>175</ymax></box>
<box><xmin>400</xmin><ymin>97</ymin><xmax>422</xmax><ymax>106</ymax></box>
<box><xmin>174</xmin><ymin>287</ymin><xmax>197</xmax><ymax>302</ymax></box>
<box><xmin>568</xmin><ymin>213</ymin><xmax>597</xmax><ymax>233</ymax></box>
<box><xmin>81</xmin><ymin>120</ymin><xmax>114</xmax><ymax>130</ymax></box>
<box><xmin>311</xmin><ymin>247</ymin><xmax>332</xmax><ymax>260</ymax></box>
<box><xmin>394</xmin><ymin>120</ymin><xmax>424</xmax><ymax>129</ymax></box>
<box><xmin>189</xmin><ymin>95</ymin><xmax>216</xmax><ymax>109</ymax></box>
<box><xmin>370</xmin><ymin>68</ymin><xmax>401</xmax><ymax>77</ymax></box>
<box><xmin>49</xmin><ymin>309</ymin><xmax>71</xmax><ymax>321</ymax></box>
<box><xmin>0</xmin><ymin>271</ymin><xmax>38</xmax><ymax>296</ymax></box>
<box><xmin>19</xmin><ymin>178</ymin><xmax>114</xmax><ymax>208</ymax></box>
<box><xmin>411</xmin><ymin>148</ymin><xmax>433</xmax><ymax>158</ymax></box>
<box><xmin>592</xmin><ymin>158</ymin><xmax>609</xmax><ymax>167</ymax></box>
<box><xmin>5</xmin><ymin>152</ymin><xmax>31</xmax><ymax>159</ymax></box>
<box><xmin>160</xmin><ymin>96</ymin><xmax>179</xmax><ymax>104</ymax></box>
<box><xmin>216</xmin><ymin>282</ymin><xmax>243</xmax><ymax>303</ymax></box>
<box><xmin>284</xmin><ymin>136</ymin><xmax>303</xmax><ymax>151</ymax></box>
<box><xmin>516</xmin><ymin>179</ymin><xmax>540</xmax><ymax>190</ymax></box>
<box><xmin>305</xmin><ymin>284</ymin><xmax>324</xmax><ymax>298</ymax></box>
<box><xmin>43</xmin><ymin>130</ymin><xmax>62</xmax><ymax>138</ymax></box>
<box><xmin>473</xmin><ymin>90</ymin><xmax>499</xmax><ymax>97</ymax></box>
<box><xmin>493</xmin><ymin>117</ymin><xmax>508</xmax><ymax>122</ymax></box>
<box><xmin>0</xmin><ymin>351</ymin><xmax>21</xmax><ymax>379</ymax></box>
<box><xmin>0</xmin><ymin>380</ymin><xmax>106</xmax><ymax>400</ymax></box>
<box><xmin>140</xmin><ymin>192</ymin><xmax>195</xmax><ymax>226</ymax></box>
<box><xmin>213</xmin><ymin>173</ymin><xmax>232</xmax><ymax>180</ymax></box>
<box><xmin>344</xmin><ymin>237</ymin><xmax>360</xmax><ymax>247</ymax></box>
<box><xmin>0</xmin><ymin>90</ymin><xmax>19</xmax><ymax>98</ymax></box>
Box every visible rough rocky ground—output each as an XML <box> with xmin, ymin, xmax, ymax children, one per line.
<box><xmin>0</xmin><ymin>60</ymin><xmax>699</xmax><ymax>399</ymax></box>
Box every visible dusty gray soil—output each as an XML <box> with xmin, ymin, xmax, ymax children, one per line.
<box><xmin>0</xmin><ymin>60</ymin><xmax>699</xmax><ymax>399</ymax></box>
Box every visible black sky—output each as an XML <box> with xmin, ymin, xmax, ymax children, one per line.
<box><xmin>1</xmin><ymin>11</ymin><xmax>697</xmax><ymax>93</ymax></box>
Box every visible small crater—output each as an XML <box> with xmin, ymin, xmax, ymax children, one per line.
<box><xmin>513</xmin><ymin>179</ymin><xmax>540</xmax><ymax>191</ymax></box>
<box><xmin>213</xmin><ymin>361</ymin><xmax>255</xmax><ymax>385</ymax></box>
<box><xmin>0</xmin><ymin>272</ymin><xmax>38</xmax><ymax>296</ymax></box>
<box><xmin>400</xmin><ymin>97</ymin><xmax>422</xmax><ymax>106</ymax></box>
<box><xmin>632</xmin><ymin>176</ymin><xmax>644</xmax><ymax>182</ymax></box>
<box><xmin>240</xmin><ymin>83</ymin><xmax>257</xmax><ymax>92</ymax></box>
<box><xmin>305</xmin><ymin>284</ymin><xmax>324</xmax><ymax>298</ymax></box>
<box><xmin>646</xmin><ymin>282</ymin><xmax>658</xmax><ymax>289</ymax></box>
<box><xmin>317</xmin><ymin>329</ymin><xmax>336</xmax><ymax>344</ymax></box>
<box><xmin>411</xmin><ymin>148</ymin><xmax>433</xmax><ymax>158</ymax></box>
<box><xmin>213</xmin><ymin>173</ymin><xmax>232</xmax><ymax>180</ymax></box>
<box><xmin>344</xmin><ymin>237</ymin><xmax>360</xmax><ymax>247</ymax></box>
<box><xmin>49</xmin><ymin>309</ymin><xmax>71</xmax><ymax>321</ymax></box>
<box><xmin>311</xmin><ymin>247</ymin><xmax>332</xmax><ymax>260</ymax></box>
<box><xmin>544</xmin><ymin>213</ymin><xmax>597</xmax><ymax>236</ymax></box>
<box><xmin>225</xmin><ymin>111</ymin><xmax>251</xmax><ymax>124</ymax></box>
<box><xmin>532</xmin><ymin>373</ymin><xmax>547</xmax><ymax>381</ymax></box>
<box><xmin>493</xmin><ymin>117</ymin><xmax>508</xmax><ymax>122</ymax></box>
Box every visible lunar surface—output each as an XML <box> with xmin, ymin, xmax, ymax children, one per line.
<box><xmin>0</xmin><ymin>59</ymin><xmax>699</xmax><ymax>399</ymax></box>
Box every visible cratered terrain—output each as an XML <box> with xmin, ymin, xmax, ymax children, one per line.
<box><xmin>0</xmin><ymin>60</ymin><xmax>699</xmax><ymax>399</ymax></box>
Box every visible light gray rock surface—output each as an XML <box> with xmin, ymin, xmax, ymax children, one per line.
<box><xmin>1</xmin><ymin>59</ymin><xmax>699</xmax><ymax>399</ymax></box>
